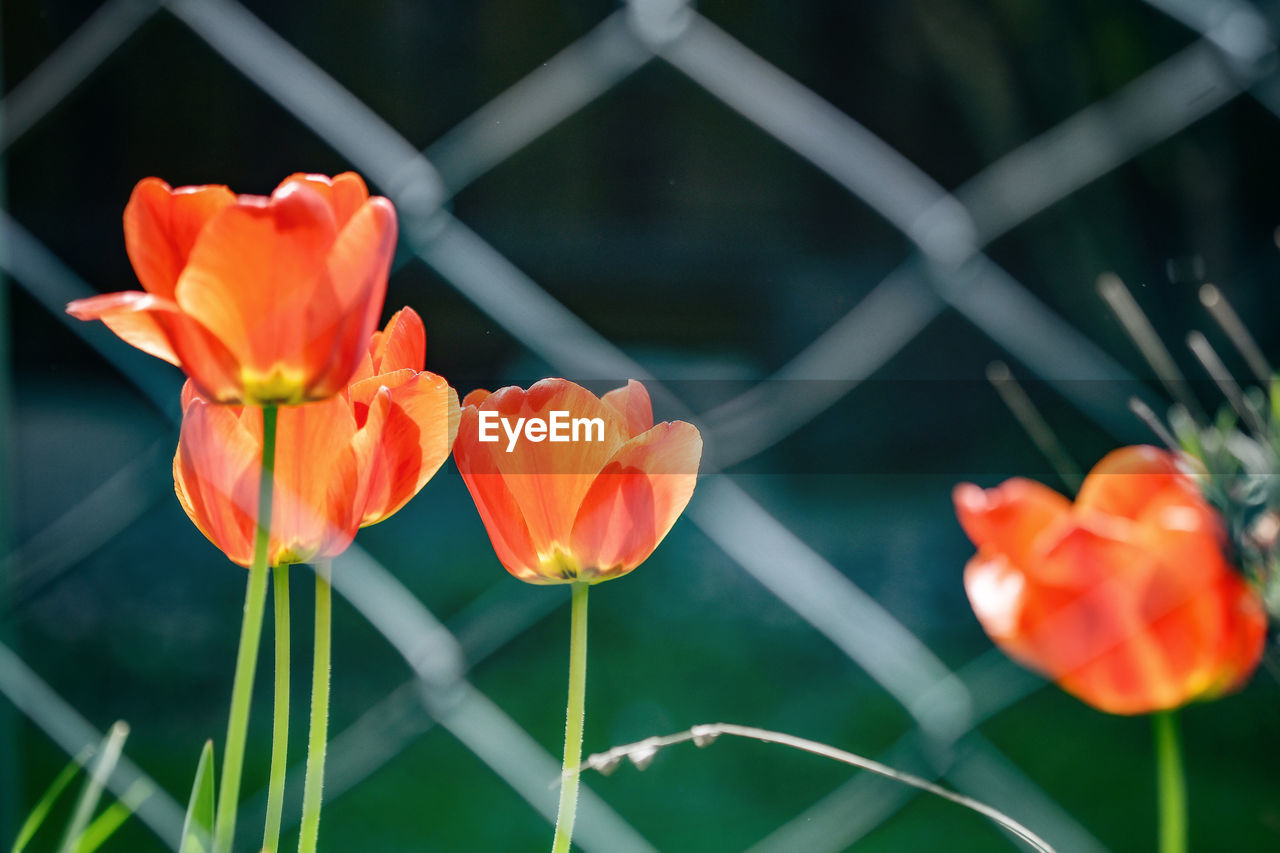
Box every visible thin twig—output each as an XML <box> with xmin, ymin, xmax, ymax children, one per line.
<box><xmin>986</xmin><ymin>361</ymin><xmax>1084</xmax><ymax>493</ymax></box>
<box><xmin>1128</xmin><ymin>398</ymin><xmax>1181</xmax><ymax>452</ymax></box>
<box><xmin>1199</xmin><ymin>285</ymin><xmax>1271</xmax><ymax>385</ymax></box>
<box><xmin>582</xmin><ymin>723</ymin><xmax>1057</xmax><ymax>853</ymax></box>
<box><xmin>1098</xmin><ymin>273</ymin><xmax>1206</xmax><ymax>424</ymax></box>
<box><xmin>1187</xmin><ymin>331</ymin><xmax>1267</xmax><ymax>437</ymax></box>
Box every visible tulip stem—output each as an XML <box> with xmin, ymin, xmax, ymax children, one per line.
<box><xmin>262</xmin><ymin>562</ymin><xmax>291</xmax><ymax>853</ymax></box>
<box><xmin>298</xmin><ymin>562</ymin><xmax>332</xmax><ymax>853</ymax></box>
<box><xmin>213</xmin><ymin>404</ymin><xmax>278</xmax><ymax>853</ymax></box>
<box><xmin>551</xmin><ymin>582</ymin><xmax>589</xmax><ymax>853</ymax></box>
<box><xmin>1153</xmin><ymin>710</ymin><xmax>1187</xmax><ymax>853</ymax></box>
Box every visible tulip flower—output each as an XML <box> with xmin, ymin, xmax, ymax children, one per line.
<box><xmin>954</xmin><ymin>445</ymin><xmax>1266</xmax><ymax>716</ymax></box>
<box><xmin>67</xmin><ymin>172</ymin><xmax>396</xmax><ymax>406</ymax></box>
<box><xmin>174</xmin><ymin>307</ymin><xmax>458</xmax><ymax>565</ymax></box>
<box><xmin>453</xmin><ymin>377</ymin><xmax>700</xmax><ymax>853</ymax></box>
<box><xmin>453</xmin><ymin>378</ymin><xmax>703</xmax><ymax>584</ymax></box>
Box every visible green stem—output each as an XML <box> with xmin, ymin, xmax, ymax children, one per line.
<box><xmin>262</xmin><ymin>563</ymin><xmax>291</xmax><ymax>853</ymax></box>
<box><xmin>1153</xmin><ymin>710</ymin><xmax>1187</xmax><ymax>853</ymax></box>
<box><xmin>297</xmin><ymin>564</ymin><xmax>332</xmax><ymax>853</ymax></box>
<box><xmin>550</xmin><ymin>582</ymin><xmax>589</xmax><ymax>853</ymax></box>
<box><xmin>212</xmin><ymin>404</ymin><xmax>278</xmax><ymax>853</ymax></box>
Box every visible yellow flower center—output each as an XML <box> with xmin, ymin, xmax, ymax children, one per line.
<box><xmin>540</xmin><ymin>547</ymin><xmax>583</xmax><ymax>581</ymax></box>
<box><xmin>242</xmin><ymin>364</ymin><xmax>309</xmax><ymax>406</ymax></box>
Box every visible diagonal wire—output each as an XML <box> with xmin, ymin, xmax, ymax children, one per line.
<box><xmin>659</xmin><ymin>12</ymin><xmax>978</xmax><ymax>266</ymax></box>
<box><xmin>0</xmin><ymin>212</ymin><xmax>181</xmax><ymax>414</ymax></box>
<box><xmin>1</xmin><ymin>435</ymin><xmax>171</xmax><ymax>619</ymax></box>
<box><xmin>1141</xmin><ymin>0</ymin><xmax>1275</xmax><ymax>68</ymax></box>
<box><xmin>426</xmin><ymin>10</ymin><xmax>652</xmax><ymax>195</ymax></box>
<box><xmin>956</xmin><ymin>39</ymin><xmax>1262</xmax><ymax>243</ymax></box>
<box><xmin>692</xmin><ymin>478</ymin><xmax>972</xmax><ymax>740</ymax></box>
<box><xmin>0</xmin><ymin>0</ymin><xmax>160</xmax><ymax>153</ymax></box>
<box><xmin>698</xmin><ymin>265</ymin><xmax>945</xmax><ymax>469</ymax></box>
<box><xmin>165</xmin><ymin>0</ymin><xmax>447</xmax><ymax>218</ymax></box>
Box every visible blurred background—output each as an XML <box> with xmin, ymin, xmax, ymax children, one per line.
<box><xmin>4</xmin><ymin>0</ymin><xmax>1280</xmax><ymax>850</ymax></box>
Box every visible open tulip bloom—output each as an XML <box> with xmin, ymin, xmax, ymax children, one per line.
<box><xmin>455</xmin><ymin>378</ymin><xmax>702</xmax><ymax>584</ymax></box>
<box><xmin>955</xmin><ymin>445</ymin><xmax>1267</xmax><ymax>853</ymax></box>
<box><xmin>454</xmin><ymin>378</ymin><xmax>702</xmax><ymax>851</ymax></box>
<box><xmin>175</xmin><ymin>307</ymin><xmax>459</xmax><ymax>567</ymax></box>
<box><xmin>67</xmin><ymin>173</ymin><xmax>396</xmax><ymax>406</ymax></box>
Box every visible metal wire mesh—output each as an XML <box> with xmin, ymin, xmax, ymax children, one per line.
<box><xmin>2</xmin><ymin>0</ymin><xmax>1277</xmax><ymax>850</ymax></box>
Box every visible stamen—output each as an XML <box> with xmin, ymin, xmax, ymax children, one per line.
<box><xmin>1098</xmin><ymin>273</ymin><xmax>1206</xmax><ymax>423</ymax></box>
<box><xmin>1187</xmin><ymin>331</ymin><xmax>1267</xmax><ymax>437</ymax></box>
<box><xmin>986</xmin><ymin>361</ymin><xmax>1083</xmax><ymax>493</ymax></box>
<box><xmin>1199</xmin><ymin>284</ymin><xmax>1272</xmax><ymax>385</ymax></box>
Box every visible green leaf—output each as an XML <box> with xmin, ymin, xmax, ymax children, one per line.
<box><xmin>10</xmin><ymin>749</ymin><xmax>91</xmax><ymax>853</ymax></box>
<box><xmin>74</xmin><ymin>780</ymin><xmax>151</xmax><ymax>853</ymax></box>
<box><xmin>56</xmin><ymin>722</ymin><xmax>130</xmax><ymax>853</ymax></box>
<box><xmin>179</xmin><ymin>741</ymin><xmax>216</xmax><ymax>853</ymax></box>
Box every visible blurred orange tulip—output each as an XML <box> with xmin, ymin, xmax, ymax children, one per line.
<box><xmin>174</xmin><ymin>307</ymin><xmax>458</xmax><ymax>566</ymax></box>
<box><xmin>954</xmin><ymin>445</ymin><xmax>1267</xmax><ymax>715</ymax></box>
<box><xmin>454</xmin><ymin>379</ymin><xmax>702</xmax><ymax>584</ymax></box>
<box><xmin>67</xmin><ymin>173</ymin><xmax>396</xmax><ymax>405</ymax></box>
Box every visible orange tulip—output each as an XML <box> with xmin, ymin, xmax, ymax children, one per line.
<box><xmin>454</xmin><ymin>379</ymin><xmax>702</xmax><ymax>584</ymax></box>
<box><xmin>67</xmin><ymin>173</ymin><xmax>396</xmax><ymax>405</ymax></box>
<box><xmin>174</xmin><ymin>307</ymin><xmax>458</xmax><ymax>566</ymax></box>
<box><xmin>954</xmin><ymin>445</ymin><xmax>1267</xmax><ymax>715</ymax></box>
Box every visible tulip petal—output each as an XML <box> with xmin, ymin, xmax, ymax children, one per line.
<box><xmin>124</xmin><ymin>178</ymin><xmax>235</xmax><ymax>299</ymax></box>
<box><xmin>454</xmin><ymin>404</ymin><xmax>544</xmax><ymax>581</ymax></box>
<box><xmin>66</xmin><ymin>291</ymin><xmax>183</xmax><ymax>366</ymax></box>
<box><xmin>602</xmin><ymin>379</ymin><xmax>654</xmax><ymax>438</ymax></box>
<box><xmin>570</xmin><ymin>421</ymin><xmax>702</xmax><ymax>579</ymax></box>
<box><xmin>269</xmin><ymin>398</ymin><xmax>362</xmax><ymax>565</ymax></box>
<box><xmin>66</xmin><ymin>291</ymin><xmax>244</xmax><ymax>401</ymax></box>
<box><xmin>369</xmin><ymin>307</ymin><xmax>426</xmax><ymax>374</ymax></box>
<box><xmin>348</xmin><ymin>370</ymin><xmax>416</xmax><ymax>427</ymax></box>
<box><xmin>302</xmin><ymin>197</ymin><xmax>397</xmax><ymax>400</ymax></box>
<box><xmin>966</xmin><ymin>539</ymin><xmax>1168</xmax><ymax>714</ymax></box>
<box><xmin>356</xmin><ymin>373</ymin><xmax>459</xmax><ymax>526</ymax></box>
<box><xmin>1212</xmin><ymin>578</ymin><xmax>1268</xmax><ymax>697</ymax></box>
<box><xmin>1006</xmin><ymin>520</ymin><xmax>1242</xmax><ymax>714</ymax></box>
<box><xmin>175</xmin><ymin>182</ymin><xmax>339</xmax><ymax>399</ymax></box>
<box><xmin>278</xmin><ymin>172</ymin><xmax>369</xmax><ymax>229</ymax></box>
<box><xmin>174</xmin><ymin>398</ymin><xmax>260</xmax><ymax>566</ymax></box>
<box><xmin>462</xmin><ymin>388</ymin><xmax>492</xmax><ymax>408</ymax></box>
<box><xmin>1075</xmin><ymin>445</ymin><xmax>1184</xmax><ymax>521</ymax></box>
<box><xmin>953</xmin><ymin>478</ymin><xmax>1071</xmax><ymax>570</ymax></box>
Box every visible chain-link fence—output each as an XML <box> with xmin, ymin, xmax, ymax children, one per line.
<box><xmin>3</xmin><ymin>1</ymin><xmax>1279</xmax><ymax>850</ymax></box>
